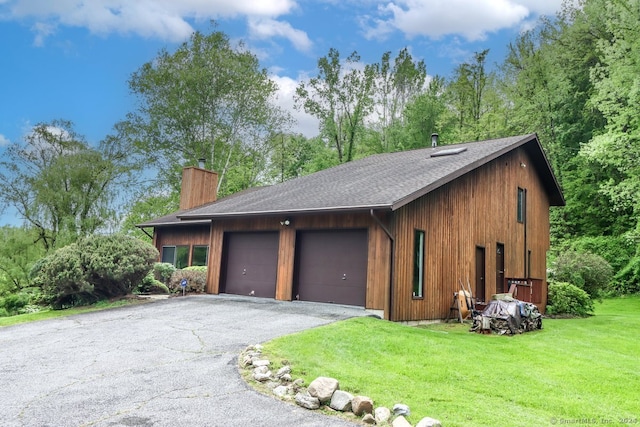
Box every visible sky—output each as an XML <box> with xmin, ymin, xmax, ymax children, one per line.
<box><xmin>0</xmin><ymin>0</ymin><xmax>565</xmax><ymax>225</ymax></box>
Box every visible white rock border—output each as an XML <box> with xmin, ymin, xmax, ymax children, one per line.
<box><xmin>238</xmin><ymin>344</ymin><xmax>442</xmax><ymax>427</ymax></box>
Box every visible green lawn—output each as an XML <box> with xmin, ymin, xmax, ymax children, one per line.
<box><xmin>262</xmin><ymin>297</ymin><xmax>640</xmax><ymax>426</ymax></box>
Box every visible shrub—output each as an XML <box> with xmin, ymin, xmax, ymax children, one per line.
<box><xmin>610</xmin><ymin>256</ymin><xmax>640</xmax><ymax>295</ymax></box>
<box><xmin>0</xmin><ymin>293</ymin><xmax>31</xmax><ymax>315</ymax></box>
<box><xmin>169</xmin><ymin>269</ymin><xmax>206</xmax><ymax>293</ymax></box>
<box><xmin>550</xmin><ymin>250</ymin><xmax>613</xmax><ymax>298</ymax></box>
<box><xmin>33</xmin><ymin>244</ymin><xmax>94</xmax><ymax>309</ymax></box>
<box><xmin>547</xmin><ymin>281</ymin><xmax>594</xmax><ymax>316</ymax></box>
<box><xmin>569</xmin><ymin>235</ymin><xmax>635</xmax><ymax>273</ymax></box>
<box><xmin>153</xmin><ymin>262</ymin><xmax>176</xmax><ymax>284</ymax></box>
<box><xmin>183</xmin><ymin>265</ymin><xmax>207</xmax><ymax>273</ymax></box>
<box><xmin>135</xmin><ymin>272</ymin><xmax>170</xmax><ymax>295</ymax></box>
<box><xmin>33</xmin><ymin>234</ymin><xmax>158</xmax><ymax>309</ymax></box>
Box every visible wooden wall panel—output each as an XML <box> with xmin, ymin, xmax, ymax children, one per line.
<box><xmin>275</xmin><ymin>227</ymin><xmax>296</xmax><ymax>301</ymax></box>
<box><xmin>206</xmin><ymin>224</ymin><xmax>224</xmax><ymax>294</ymax></box>
<box><xmin>391</xmin><ymin>147</ymin><xmax>552</xmax><ymax>321</ymax></box>
<box><xmin>179</xmin><ymin>167</ymin><xmax>218</xmax><ymax>210</ymax></box>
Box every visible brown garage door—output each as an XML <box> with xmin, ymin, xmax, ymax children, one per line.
<box><xmin>221</xmin><ymin>232</ymin><xmax>279</xmax><ymax>298</ymax></box>
<box><xmin>294</xmin><ymin>229</ymin><xmax>368</xmax><ymax>306</ymax></box>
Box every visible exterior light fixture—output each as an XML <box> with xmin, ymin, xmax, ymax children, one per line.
<box><xmin>280</xmin><ymin>219</ymin><xmax>291</xmax><ymax>226</ymax></box>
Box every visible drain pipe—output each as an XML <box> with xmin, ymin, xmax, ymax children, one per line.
<box><xmin>370</xmin><ymin>209</ymin><xmax>395</xmax><ymax>321</ymax></box>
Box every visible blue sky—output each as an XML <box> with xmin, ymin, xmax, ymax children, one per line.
<box><xmin>0</xmin><ymin>0</ymin><xmax>564</xmax><ymax>225</ymax></box>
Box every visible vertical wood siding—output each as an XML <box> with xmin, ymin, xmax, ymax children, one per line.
<box><xmin>179</xmin><ymin>167</ymin><xmax>218</xmax><ymax>210</ymax></box>
<box><xmin>154</xmin><ymin>224</ymin><xmax>211</xmax><ymax>266</ymax></box>
<box><xmin>391</xmin><ymin>147</ymin><xmax>551</xmax><ymax>321</ymax></box>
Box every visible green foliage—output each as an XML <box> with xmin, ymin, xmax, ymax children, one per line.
<box><xmin>134</xmin><ymin>273</ymin><xmax>169</xmax><ymax>295</ymax></box>
<box><xmin>0</xmin><ymin>226</ymin><xmax>45</xmax><ymax>295</ymax></box>
<box><xmin>152</xmin><ymin>262</ymin><xmax>177</xmax><ymax>284</ymax></box>
<box><xmin>568</xmin><ymin>235</ymin><xmax>635</xmax><ymax>273</ymax></box>
<box><xmin>121</xmin><ymin>193</ymin><xmax>179</xmax><ymax>240</ymax></box>
<box><xmin>295</xmin><ymin>48</ymin><xmax>376</xmax><ymax>163</ymax></box>
<box><xmin>127</xmin><ymin>27</ymin><xmax>288</xmax><ymax>195</ymax></box>
<box><xmin>550</xmin><ymin>250</ymin><xmax>613</xmax><ymax>298</ymax></box>
<box><xmin>610</xmin><ymin>256</ymin><xmax>640</xmax><ymax>296</ymax></box>
<box><xmin>546</xmin><ymin>281</ymin><xmax>594</xmax><ymax>316</ymax></box>
<box><xmin>169</xmin><ymin>269</ymin><xmax>206</xmax><ymax>293</ymax></box>
<box><xmin>33</xmin><ymin>234</ymin><xmax>158</xmax><ymax>309</ymax></box>
<box><xmin>183</xmin><ymin>266</ymin><xmax>207</xmax><ymax>273</ymax></box>
<box><xmin>0</xmin><ymin>120</ymin><xmax>142</xmax><ymax>252</ymax></box>
<box><xmin>0</xmin><ymin>293</ymin><xmax>31</xmax><ymax>316</ymax></box>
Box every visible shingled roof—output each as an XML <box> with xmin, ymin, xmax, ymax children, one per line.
<box><xmin>139</xmin><ymin>133</ymin><xmax>564</xmax><ymax>226</ymax></box>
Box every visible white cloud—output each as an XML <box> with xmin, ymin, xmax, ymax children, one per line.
<box><xmin>271</xmin><ymin>74</ymin><xmax>319</xmax><ymax>138</ymax></box>
<box><xmin>3</xmin><ymin>0</ymin><xmax>297</xmax><ymax>44</ymax></box>
<box><xmin>0</xmin><ymin>133</ymin><xmax>9</xmax><ymax>146</ymax></box>
<box><xmin>248</xmin><ymin>17</ymin><xmax>312</xmax><ymax>52</ymax></box>
<box><xmin>363</xmin><ymin>0</ymin><xmax>563</xmax><ymax>41</ymax></box>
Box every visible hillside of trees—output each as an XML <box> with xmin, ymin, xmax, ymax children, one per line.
<box><xmin>1</xmin><ymin>0</ymin><xmax>639</xmax><ymax>312</ymax></box>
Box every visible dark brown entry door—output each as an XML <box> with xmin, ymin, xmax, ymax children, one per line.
<box><xmin>294</xmin><ymin>229</ymin><xmax>368</xmax><ymax>306</ymax></box>
<box><xmin>496</xmin><ymin>243</ymin><xmax>505</xmax><ymax>294</ymax></box>
<box><xmin>475</xmin><ymin>246</ymin><xmax>486</xmax><ymax>302</ymax></box>
<box><xmin>222</xmin><ymin>232</ymin><xmax>279</xmax><ymax>298</ymax></box>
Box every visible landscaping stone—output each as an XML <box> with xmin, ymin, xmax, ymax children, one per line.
<box><xmin>416</xmin><ymin>417</ymin><xmax>442</xmax><ymax>427</ymax></box>
<box><xmin>393</xmin><ymin>403</ymin><xmax>411</xmax><ymax>416</ymax></box>
<box><xmin>295</xmin><ymin>392</ymin><xmax>320</xmax><ymax>410</ymax></box>
<box><xmin>375</xmin><ymin>406</ymin><xmax>391</xmax><ymax>423</ymax></box>
<box><xmin>308</xmin><ymin>376</ymin><xmax>340</xmax><ymax>403</ymax></box>
<box><xmin>392</xmin><ymin>415</ymin><xmax>413</xmax><ymax>427</ymax></box>
<box><xmin>280</xmin><ymin>373</ymin><xmax>292</xmax><ymax>382</ymax></box>
<box><xmin>252</xmin><ymin>359</ymin><xmax>270</xmax><ymax>367</ymax></box>
<box><xmin>273</xmin><ymin>385</ymin><xmax>289</xmax><ymax>398</ymax></box>
<box><xmin>291</xmin><ymin>378</ymin><xmax>305</xmax><ymax>392</ymax></box>
<box><xmin>362</xmin><ymin>413</ymin><xmax>376</xmax><ymax>424</ymax></box>
<box><xmin>275</xmin><ymin>365</ymin><xmax>291</xmax><ymax>378</ymax></box>
<box><xmin>329</xmin><ymin>390</ymin><xmax>354</xmax><ymax>412</ymax></box>
<box><xmin>252</xmin><ymin>365</ymin><xmax>272</xmax><ymax>382</ymax></box>
<box><xmin>352</xmin><ymin>396</ymin><xmax>374</xmax><ymax>416</ymax></box>
<box><xmin>241</xmin><ymin>354</ymin><xmax>253</xmax><ymax>367</ymax></box>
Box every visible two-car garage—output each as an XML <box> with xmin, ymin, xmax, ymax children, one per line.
<box><xmin>219</xmin><ymin>229</ymin><xmax>368</xmax><ymax>307</ymax></box>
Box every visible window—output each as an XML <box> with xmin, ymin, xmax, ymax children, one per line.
<box><xmin>517</xmin><ymin>187</ymin><xmax>526</xmax><ymax>223</ymax></box>
<box><xmin>192</xmin><ymin>246</ymin><xmax>209</xmax><ymax>266</ymax></box>
<box><xmin>413</xmin><ymin>230</ymin><xmax>425</xmax><ymax>298</ymax></box>
<box><xmin>161</xmin><ymin>245</ymin><xmax>189</xmax><ymax>269</ymax></box>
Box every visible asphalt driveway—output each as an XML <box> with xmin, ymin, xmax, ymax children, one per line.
<box><xmin>0</xmin><ymin>295</ymin><xmax>370</xmax><ymax>427</ymax></box>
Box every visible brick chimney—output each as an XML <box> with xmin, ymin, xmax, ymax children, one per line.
<box><xmin>179</xmin><ymin>164</ymin><xmax>218</xmax><ymax>210</ymax></box>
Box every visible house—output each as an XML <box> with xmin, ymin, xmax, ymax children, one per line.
<box><xmin>138</xmin><ymin>133</ymin><xmax>564</xmax><ymax>322</ymax></box>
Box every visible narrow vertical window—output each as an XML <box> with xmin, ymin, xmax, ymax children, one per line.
<box><xmin>413</xmin><ymin>230</ymin><xmax>425</xmax><ymax>298</ymax></box>
<box><xmin>161</xmin><ymin>246</ymin><xmax>176</xmax><ymax>265</ymax></box>
<box><xmin>517</xmin><ymin>187</ymin><xmax>526</xmax><ymax>223</ymax></box>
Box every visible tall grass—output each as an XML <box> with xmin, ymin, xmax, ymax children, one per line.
<box><xmin>263</xmin><ymin>297</ymin><xmax>640</xmax><ymax>426</ymax></box>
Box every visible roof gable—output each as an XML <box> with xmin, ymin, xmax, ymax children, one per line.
<box><xmin>147</xmin><ymin>134</ymin><xmax>563</xmax><ymax>224</ymax></box>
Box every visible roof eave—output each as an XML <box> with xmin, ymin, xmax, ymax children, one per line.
<box><xmin>178</xmin><ymin>204</ymin><xmax>393</xmax><ymax>220</ymax></box>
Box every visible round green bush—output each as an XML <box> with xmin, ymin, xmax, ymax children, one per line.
<box><xmin>550</xmin><ymin>250</ymin><xmax>613</xmax><ymax>298</ymax></box>
<box><xmin>547</xmin><ymin>281</ymin><xmax>595</xmax><ymax>317</ymax></box>
<box><xmin>135</xmin><ymin>272</ymin><xmax>170</xmax><ymax>294</ymax></box>
<box><xmin>169</xmin><ymin>269</ymin><xmax>206</xmax><ymax>293</ymax></box>
<box><xmin>33</xmin><ymin>234</ymin><xmax>158</xmax><ymax>309</ymax></box>
<box><xmin>153</xmin><ymin>262</ymin><xmax>176</xmax><ymax>284</ymax></box>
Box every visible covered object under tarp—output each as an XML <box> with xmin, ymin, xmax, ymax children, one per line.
<box><xmin>470</xmin><ymin>297</ymin><xmax>542</xmax><ymax>335</ymax></box>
